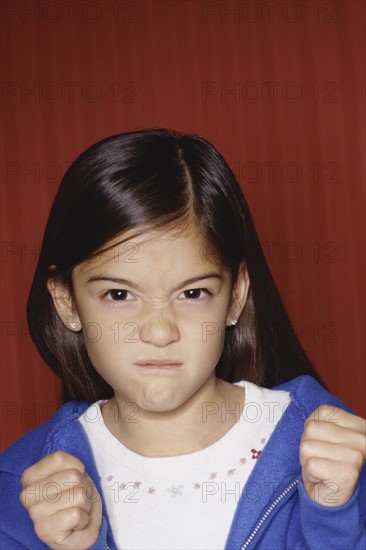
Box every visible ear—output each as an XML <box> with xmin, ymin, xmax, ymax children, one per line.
<box><xmin>47</xmin><ymin>277</ymin><xmax>82</xmax><ymax>332</ymax></box>
<box><xmin>226</xmin><ymin>262</ymin><xmax>250</xmax><ymax>327</ymax></box>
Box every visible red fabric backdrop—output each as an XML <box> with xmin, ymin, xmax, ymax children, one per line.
<box><xmin>1</xmin><ymin>0</ymin><xmax>365</xmax><ymax>451</ymax></box>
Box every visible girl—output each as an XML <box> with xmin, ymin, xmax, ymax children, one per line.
<box><xmin>1</xmin><ymin>128</ymin><xmax>365</xmax><ymax>550</ymax></box>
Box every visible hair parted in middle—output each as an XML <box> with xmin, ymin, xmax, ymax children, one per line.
<box><xmin>27</xmin><ymin>128</ymin><xmax>322</xmax><ymax>402</ymax></box>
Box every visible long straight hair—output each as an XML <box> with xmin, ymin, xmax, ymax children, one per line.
<box><xmin>27</xmin><ymin>128</ymin><xmax>323</xmax><ymax>402</ymax></box>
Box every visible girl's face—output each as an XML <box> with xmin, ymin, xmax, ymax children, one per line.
<box><xmin>51</xmin><ymin>226</ymin><xmax>249</xmax><ymax>413</ymax></box>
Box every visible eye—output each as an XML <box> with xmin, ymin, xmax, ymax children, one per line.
<box><xmin>179</xmin><ymin>288</ymin><xmax>210</xmax><ymax>300</ymax></box>
<box><xmin>105</xmin><ymin>289</ymin><xmax>133</xmax><ymax>301</ymax></box>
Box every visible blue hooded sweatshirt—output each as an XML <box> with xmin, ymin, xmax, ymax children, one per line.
<box><xmin>1</xmin><ymin>375</ymin><xmax>365</xmax><ymax>549</ymax></box>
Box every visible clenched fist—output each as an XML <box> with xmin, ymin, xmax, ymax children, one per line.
<box><xmin>20</xmin><ymin>451</ymin><xmax>102</xmax><ymax>549</ymax></box>
<box><xmin>300</xmin><ymin>405</ymin><xmax>366</xmax><ymax>507</ymax></box>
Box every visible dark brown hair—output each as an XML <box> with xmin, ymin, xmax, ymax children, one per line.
<box><xmin>27</xmin><ymin>128</ymin><xmax>322</xmax><ymax>402</ymax></box>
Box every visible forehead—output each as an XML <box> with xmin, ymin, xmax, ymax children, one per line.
<box><xmin>73</xmin><ymin>226</ymin><xmax>222</xmax><ymax>277</ymax></box>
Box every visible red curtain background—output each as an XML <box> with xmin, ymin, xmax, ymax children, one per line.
<box><xmin>1</xmin><ymin>0</ymin><xmax>365</xmax><ymax>451</ymax></box>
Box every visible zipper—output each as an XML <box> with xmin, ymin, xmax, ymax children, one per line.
<box><xmin>241</xmin><ymin>478</ymin><xmax>299</xmax><ymax>549</ymax></box>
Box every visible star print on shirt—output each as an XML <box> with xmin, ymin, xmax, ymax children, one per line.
<box><xmin>251</xmin><ymin>449</ymin><xmax>262</xmax><ymax>459</ymax></box>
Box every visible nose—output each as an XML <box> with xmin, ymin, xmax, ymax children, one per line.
<box><xmin>138</xmin><ymin>309</ymin><xmax>180</xmax><ymax>347</ymax></box>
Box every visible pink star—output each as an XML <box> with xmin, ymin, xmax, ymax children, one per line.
<box><xmin>107</xmin><ymin>475</ymin><xmax>113</xmax><ymax>482</ymax></box>
<box><xmin>120</xmin><ymin>483</ymin><xmax>127</xmax><ymax>490</ymax></box>
<box><xmin>209</xmin><ymin>472</ymin><xmax>217</xmax><ymax>480</ymax></box>
<box><xmin>194</xmin><ymin>482</ymin><xmax>200</xmax><ymax>489</ymax></box>
<box><xmin>148</xmin><ymin>487</ymin><xmax>156</xmax><ymax>494</ymax></box>
<box><xmin>239</xmin><ymin>458</ymin><xmax>247</xmax><ymax>464</ymax></box>
<box><xmin>134</xmin><ymin>481</ymin><xmax>142</xmax><ymax>488</ymax></box>
<box><xmin>260</xmin><ymin>437</ymin><xmax>266</xmax><ymax>444</ymax></box>
<box><xmin>227</xmin><ymin>469</ymin><xmax>236</xmax><ymax>476</ymax></box>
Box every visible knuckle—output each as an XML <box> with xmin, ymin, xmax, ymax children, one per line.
<box><xmin>72</xmin><ymin>486</ymin><xmax>87</xmax><ymax>505</ymax></box>
<box><xmin>19</xmin><ymin>489</ymin><xmax>27</xmax><ymax>507</ymax></box>
<box><xmin>356</xmin><ymin>434</ymin><xmax>366</xmax><ymax>457</ymax></box>
<box><xmin>34</xmin><ymin>519</ymin><xmax>50</xmax><ymax>541</ymax></box>
<box><xmin>20</xmin><ymin>485</ymin><xmax>39</xmax><ymax>507</ymax></box>
<box><xmin>80</xmin><ymin>497</ymin><xmax>92</xmax><ymax>512</ymax></box>
<box><xmin>300</xmin><ymin>439</ymin><xmax>313</xmax><ymax>457</ymax></box>
<box><xmin>82</xmin><ymin>481</ymin><xmax>97</xmax><ymax>502</ymax></box>
<box><xmin>27</xmin><ymin>504</ymin><xmax>41</xmax><ymax>522</ymax></box>
<box><xmin>303</xmin><ymin>419</ymin><xmax>318</xmax><ymax>438</ymax></box>
<box><xmin>69</xmin><ymin>506</ymin><xmax>86</xmax><ymax>523</ymax></box>
<box><xmin>52</xmin><ymin>450</ymin><xmax>69</xmax><ymax>467</ymax></box>
<box><xmin>312</xmin><ymin>403</ymin><xmax>329</xmax><ymax>422</ymax></box>
<box><xmin>20</xmin><ymin>467</ymin><xmax>32</xmax><ymax>487</ymax></box>
<box><xmin>51</xmin><ymin>451</ymin><xmax>85</xmax><ymax>475</ymax></box>
<box><xmin>353</xmin><ymin>449</ymin><xmax>365</xmax><ymax>471</ymax></box>
<box><xmin>305</xmin><ymin>456</ymin><xmax>318</xmax><ymax>473</ymax></box>
<box><xmin>310</xmin><ymin>404</ymin><xmax>335</xmax><ymax>422</ymax></box>
<box><xmin>66</xmin><ymin>468</ymin><xmax>83</xmax><ymax>484</ymax></box>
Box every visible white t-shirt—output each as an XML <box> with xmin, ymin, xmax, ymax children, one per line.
<box><xmin>79</xmin><ymin>381</ymin><xmax>291</xmax><ymax>550</ymax></box>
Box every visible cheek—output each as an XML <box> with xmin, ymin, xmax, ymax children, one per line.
<box><xmin>193</xmin><ymin>300</ymin><xmax>228</xmax><ymax>348</ymax></box>
<box><xmin>198</xmin><ymin>320</ymin><xmax>227</xmax><ymax>346</ymax></box>
<box><xmin>188</xmin><ymin>320</ymin><xmax>227</xmax><ymax>368</ymax></box>
<box><xmin>82</xmin><ymin>337</ymin><xmax>135</xmax><ymax>391</ymax></box>
<box><xmin>79</xmin><ymin>316</ymin><xmax>127</xmax><ymax>372</ymax></box>
<box><xmin>180</xmin><ymin>296</ymin><xmax>230</xmax><ymax>335</ymax></box>
<box><xmin>75</xmin><ymin>298</ymin><xmax>122</xmax><ymax>338</ymax></box>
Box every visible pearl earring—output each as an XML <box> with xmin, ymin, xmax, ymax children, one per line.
<box><xmin>69</xmin><ymin>322</ymin><xmax>78</xmax><ymax>330</ymax></box>
<box><xmin>231</xmin><ymin>320</ymin><xmax>238</xmax><ymax>326</ymax></box>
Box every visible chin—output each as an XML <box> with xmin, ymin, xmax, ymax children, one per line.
<box><xmin>139</xmin><ymin>387</ymin><xmax>187</xmax><ymax>414</ymax></box>
<box><xmin>140</xmin><ymin>397</ymin><xmax>181</xmax><ymax>414</ymax></box>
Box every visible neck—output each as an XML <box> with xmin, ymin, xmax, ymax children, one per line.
<box><xmin>101</xmin><ymin>378</ymin><xmax>245</xmax><ymax>457</ymax></box>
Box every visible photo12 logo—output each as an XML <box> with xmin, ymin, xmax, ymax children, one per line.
<box><xmin>201</xmin><ymin>1</ymin><xmax>340</xmax><ymax>24</ymax></box>
<box><xmin>1</xmin><ymin>1</ymin><xmax>141</xmax><ymax>24</ymax></box>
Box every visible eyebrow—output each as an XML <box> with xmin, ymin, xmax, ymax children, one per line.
<box><xmin>87</xmin><ymin>272</ymin><xmax>223</xmax><ymax>292</ymax></box>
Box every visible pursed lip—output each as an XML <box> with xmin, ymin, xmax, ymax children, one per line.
<box><xmin>135</xmin><ymin>359</ymin><xmax>183</xmax><ymax>368</ymax></box>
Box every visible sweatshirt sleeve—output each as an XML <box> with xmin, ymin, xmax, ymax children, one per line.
<box><xmin>89</xmin><ymin>517</ymin><xmax>108</xmax><ymax>549</ymax></box>
<box><xmin>0</xmin><ymin>530</ymin><xmax>30</xmax><ymax>549</ymax></box>
<box><xmin>297</xmin><ymin>477</ymin><xmax>366</xmax><ymax>549</ymax></box>
<box><xmin>0</xmin><ymin>523</ymin><xmax>108</xmax><ymax>550</ymax></box>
